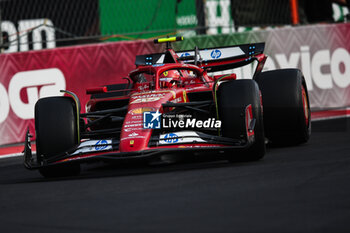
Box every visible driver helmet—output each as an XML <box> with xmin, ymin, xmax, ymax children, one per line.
<box><xmin>160</xmin><ymin>70</ymin><xmax>180</xmax><ymax>88</ymax></box>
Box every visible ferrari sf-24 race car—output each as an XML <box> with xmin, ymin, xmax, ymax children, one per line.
<box><xmin>24</xmin><ymin>37</ymin><xmax>311</xmax><ymax>177</ymax></box>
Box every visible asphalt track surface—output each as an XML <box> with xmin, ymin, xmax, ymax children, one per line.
<box><xmin>1</xmin><ymin>118</ymin><xmax>350</xmax><ymax>233</ymax></box>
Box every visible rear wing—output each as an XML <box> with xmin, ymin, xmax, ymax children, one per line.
<box><xmin>135</xmin><ymin>43</ymin><xmax>265</xmax><ymax>71</ymax></box>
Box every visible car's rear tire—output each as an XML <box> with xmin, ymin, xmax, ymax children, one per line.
<box><xmin>255</xmin><ymin>69</ymin><xmax>311</xmax><ymax>145</ymax></box>
<box><xmin>35</xmin><ymin>97</ymin><xmax>80</xmax><ymax>177</ymax></box>
<box><xmin>217</xmin><ymin>79</ymin><xmax>266</xmax><ymax>162</ymax></box>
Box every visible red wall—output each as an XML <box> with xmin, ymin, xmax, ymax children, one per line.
<box><xmin>0</xmin><ymin>40</ymin><xmax>162</xmax><ymax>145</ymax></box>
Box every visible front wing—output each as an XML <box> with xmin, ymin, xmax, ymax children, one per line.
<box><xmin>23</xmin><ymin>130</ymin><xmax>255</xmax><ymax>170</ymax></box>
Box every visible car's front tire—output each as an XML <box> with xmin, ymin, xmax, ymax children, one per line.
<box><xmin>217</xmin><ymin>79</ymin><xmax>266</xmax><ymax>162</ymax></box>
<box><xmin>35</xmin><ymin>97</ymin><xmax>80</xmax><ymax>177</ymax></box>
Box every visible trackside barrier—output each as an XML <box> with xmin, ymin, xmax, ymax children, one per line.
<box><xmin>1</xmin><ymin>23</ymin><xmax>350</xmax><ymax>147</ymax></box>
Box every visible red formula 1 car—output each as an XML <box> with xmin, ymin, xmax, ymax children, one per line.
<box><xmin>24</xmin><ymin>37</ymin><xmax>311</xmax><ymax>177</ymax></box>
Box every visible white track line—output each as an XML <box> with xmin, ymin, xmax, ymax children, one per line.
<box><xmin>311</xmin><ymin>114</ymin><xmax>350</xmax><ymax>122</ymax></box>
<box><xmin>0</xmin><ymin>153</ymin><xmax>24</xmax><ymax>159</ymax></box>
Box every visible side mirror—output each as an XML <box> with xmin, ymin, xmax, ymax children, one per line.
<box><xmin>122</xmin><ymin>77</ymin><xmax>132</xmax><ymax>88</ymax></box>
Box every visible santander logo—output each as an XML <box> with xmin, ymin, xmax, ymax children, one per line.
<box><xmin>0</xmin><ymin>68</ymin><xmax>66</xmax><ymax>123</ymax></box>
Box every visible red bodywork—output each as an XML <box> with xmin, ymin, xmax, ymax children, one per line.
<box><xmin>59</xmin><ymin>66</ymin><xmax>227</xmax><ymax>163</ymax></box>
<box><xmin>24</xmin><ymin>41</ymin><xmax>267</xmax><ymax>168</ymax></box>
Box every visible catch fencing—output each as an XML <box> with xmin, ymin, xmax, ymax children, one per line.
<box><xmin>1</xmin><ymin>0</ymin><xmax>348</xmax><ymax>53</ymax></box>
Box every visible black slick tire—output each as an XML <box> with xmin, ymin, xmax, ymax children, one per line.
<box><xmin>217</xmin><ymin>79</ymin><xmax>266</xmax><ymax>162</ymax></box>
<box><xmin>35</xmin><ymin>97</ymin><xmax>80</xmax><ymax>177</ymax></box>
<box><xmin>255</xmin><ymin>69</ymin><xmax>311</xmax><ymax>145</ymax></box>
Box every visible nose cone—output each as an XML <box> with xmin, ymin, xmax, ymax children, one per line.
<box><xmin>119</xmin><ymin>105</ymin><xmax>160</xmax><ymax>152</ymax></box>
<box><xmin>119</xmin><ymin>130</ymin><xmax>151</xmax><ymax>152</ymax></box>
<box><xmin>119</xmin><ymin>89</ymin><xmax>186</xmax><ymax>152</ymax></box>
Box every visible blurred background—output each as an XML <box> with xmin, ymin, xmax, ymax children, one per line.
<box><xmin>0</xmin><ymin>0</ymin><xmax>349</xmax><ymax>53</ymax></box>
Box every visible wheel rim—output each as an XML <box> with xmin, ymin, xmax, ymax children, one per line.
<box><xmin>302</xmin><ymin>86</ymin><xmax>309</xmax><ymax>126</ymax></box>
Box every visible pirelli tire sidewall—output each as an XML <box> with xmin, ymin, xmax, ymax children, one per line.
<box><xmin>255</xmin><ymin>69</ymin><xmax>311</xmax><ymax>145</ymax></box>
<box><xmin>217</xmin><ymin>79</ymin><xmax>266</xmax><ymax>161</ymax></box>
<box><xmin>35</xmin><ymin>96</ymin><xmax>80</xmax><ymax>177</ymax></box>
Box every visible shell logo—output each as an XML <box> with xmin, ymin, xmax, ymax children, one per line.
<box><xmin>128</xmin><ymin>107</ymin><xmax>156</xmax><ymax>115</ymax></box>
